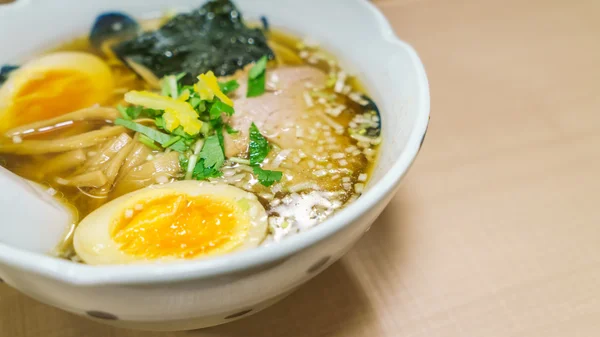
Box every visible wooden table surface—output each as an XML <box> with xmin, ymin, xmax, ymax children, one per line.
<box><xmin>2</xmin><ymin>0</ymin><xmax>600</xmax><ymax>336</ymax></box>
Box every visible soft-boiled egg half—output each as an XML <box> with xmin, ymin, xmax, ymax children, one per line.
<box><xmin>0</xmin><ymin>52</ymin><xmax>114</xmax><ymax>132</ymax></box>
<box><xmin>73</xmin><ymin>181</ymin><xmax>268</xmax><ymax>265</ymax></box>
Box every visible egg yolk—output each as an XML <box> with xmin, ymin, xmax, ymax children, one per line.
<box><xmin>5</xmin><ymin>70</ymin><xmax>100</xmax><ymax>128</ymax></box>
<box><xmin>111</xmin><ymin>194</ymin><xmax>243</xmax><ymax>259</ymax></box>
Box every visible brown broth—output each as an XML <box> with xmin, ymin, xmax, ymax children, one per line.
<box><xmin>0</xmin><ymin>27</ymin><xmax>380</xmax><ymax>258</ymax></box>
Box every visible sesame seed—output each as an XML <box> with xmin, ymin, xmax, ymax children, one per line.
<box><xmin>339</xmin><ymin>159</ymin><xmax>348</xmax><ymax>166</ymax></box>
<box><xmin>332</xmin><ymin>153</ymin><xmax>345</xmax><ymax>159</ymax></box>
<box><xmin>11</xmin><ymin>136</ymin><xmax>22</xmax><ymax>144</ymax></box>
<box><xmin>358</xmin><ymin>173</ymin><xmax>368</xmax><ymax>182</ymax></box>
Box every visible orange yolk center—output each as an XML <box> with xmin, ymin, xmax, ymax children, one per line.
<box><xmin>112</xmin><ymin>194</ymin><xmax>240</xmax><ymax>259</ymax></box>
<box><xmin>6</xmin><ymin>70</ymin><xmax>98</xmax><ymax>128</ymax></box>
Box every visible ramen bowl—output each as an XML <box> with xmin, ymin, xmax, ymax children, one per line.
<box><xmin>0</xmin><ymin>0</ymin><xmax>429</xmax><ymax>331</ymax></box>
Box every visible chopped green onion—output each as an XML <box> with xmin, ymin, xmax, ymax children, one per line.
<box><xmin>168</xmin><ymin>76</ymin><xmax>178</xmax><ymax>99</ymax></box>
<box><xmin>247</xmin><ymin>55</ymin><xmax>268</xmax><ymax>98</ymax></box>
<box><xmin>137</xmin><ymin>134</ymin><xmax>161</xmax><ymax>150</ymax></box>
<box><xmin>229</xmin><ymin>157</ymin><xmax>250</xmax><ymax>165</ymax></box>
<box><xmin>155</xmin><ymin>116</ymin><xmax>166</xmax><ymax>129</ymax></box>
<box><xmin>117</xmin><ymin>105</ymin><xmax>131</xmax><ymax>120</ymax></box>
<box><xmin>168</xmin><ymin>139</ymin><xmax>189</xmax><ymax>153</ymax></box>
<box><xmin>175</xmin><ymin>72</ymin><xmax>187</xmax><ymax>81</ymax></box>
<box><xmin>249</xmin><ymin>56</ymin><xmax>268</xmax><ymax>79</ymax></box>
<box><xmin>190</xmin><ymin>97</ymin><xmax>203</xmax><ymax>109</ymax></box>
<box><xmin>162</xmin><ymin>135</ymin><xmax>182</xmax><ymax>148</ymax></box>
<box><xmin>116</xmin><ymin>118</ymin><xmax>171</xmax><ymax>144</ymax></box>
<box><xmin>247</xmin><ymin>73</ymin><xmax>266</xmax><ymax>97</ymax></box>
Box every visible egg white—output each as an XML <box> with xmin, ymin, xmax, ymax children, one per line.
<box><xmin>73</xmin><ymin>181</ymin><xmax>268</xmax><ymax>265</ymax></box>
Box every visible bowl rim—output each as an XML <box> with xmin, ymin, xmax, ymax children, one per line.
<box><xmin>0</xmin><ymin>0</ymin><xmax>430</xmax><ymax>285</ymax></box>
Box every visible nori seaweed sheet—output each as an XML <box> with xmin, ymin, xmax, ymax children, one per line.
<box><xmin>112</xmin><ymin>0</ymin><xmax>274</xmax><ymax>85</ymax></box>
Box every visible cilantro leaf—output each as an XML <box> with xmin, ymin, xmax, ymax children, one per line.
<box><xmin>209</xmin><ymin>100</ymin><xmax>235</xmax><ymax>120</ymax></box>
<box><xmin>225</xmin><ymin>124</ymin><xmax>239</xmax><ymax>135</ymax></box>
<box><xmin>192</xmin><ymin>159</ymin><xmax>223</xmax><ymax>180</ymax></box>
<box><xmin>199</xmin><ymin>135</ymin><xmax>225</xmax><ymax>169</ymax></box>
<box><xmin>248</xmin><ymin>122</ymin><xmax>270</xmax><ymax>165</ymax></box>
<box><xmin>219</xmin><ymin>80</ymin><xmax>240</xmax><ymax>94</ymax></box>
<box><xmin>252</xmin><ymin>166</ymin><xmax>282</xmax><ymax>187</ymax></box>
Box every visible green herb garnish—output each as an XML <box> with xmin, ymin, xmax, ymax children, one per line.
<box><xmin>192</xmin><ymin>159</ymin><xmax>223</xmax><ymax>180</ymax></box>
<box><xmin>219</xmin><ymin>80</ymin><xmax>240</xmax><ymax>95</ymax></box>
<box><xmin>249</xmin><ymin>56</ymin><xmax>267</xmax><ymax>79</ymax></box>
<box><xmin>209</xmin><ymin>100</ymin><xmax>235</xmax><ymax>120</ymax></box>
<box><xmin>137</xmin><ymin>134</ymin><xmax>161</xmax><ymax>150</ymax></box>
<box><xmin>162</xmin><ymin>135</ymin><xmax>182</xmax><ymax>148</ymax></box>
<box><xmin>168</xmin><ymin>139</ymin><xmax>189</xmax><ymax>153</ymax></box>
<box><xmin>116</xmin><ymin>118</ymin><xmax>171</xmax><ymax>145</ymax></box>
<box><xmin>198</xmin><ymin>135</ymin><xmax>225</xmax><ymax>170</ymax></box>
<box><xmin>252</xmin><ymin>166</ymin><xmax>282</xmax><ymax>187</ymax></box>
<box><xmin>247</xmin><ymin>56</ymin><xmax>268</xmax><ymax>97</ymax></box>
<box><xmin>248</xmin><ymin>122</ymin><xmax>270</xmax><ymax>165</ymax></box>
<box><xmin>247</xmin><ymin>122</ymin><xmax>283</xmax><ymax>186</ymax></box>
<box><xmin>225</xmin><ymin>124</ymin><xmax>239</xmax><ymax>135</ymax></box>
<box><xmin>117</xmin><ymin>105</ymin><xmax>161</xmax><ymax>120</ymax></box>
<box><xmin>190</xmin><ymin>97</ymin><xmax>203</xmax><ymax>109</ymax></box>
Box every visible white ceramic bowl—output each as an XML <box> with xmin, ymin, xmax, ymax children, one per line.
<box><xmin>0</xmin><ymin>0</ymin><xmax>429</xmax><ymax>331</ymax></box>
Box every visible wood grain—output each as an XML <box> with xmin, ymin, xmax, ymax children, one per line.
<box><xmin>2</xmin><ymin>0</ymin><xmax>600</xmax><ymax>335</ymax></box>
